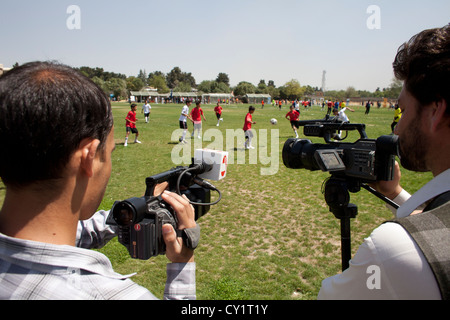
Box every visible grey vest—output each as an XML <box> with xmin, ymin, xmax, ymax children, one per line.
<box><xmin>391</xmin><ymin>192</ymin><xmax>450</xmax><ymax>300</ymax></box>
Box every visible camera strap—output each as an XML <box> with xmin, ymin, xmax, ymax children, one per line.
<box><xmin>176</xmin><ymin>223</ymin><xmax>200</xmax><ymax>250</ymax></box>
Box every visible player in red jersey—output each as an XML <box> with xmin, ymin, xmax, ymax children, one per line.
<box><xmin>124</xmin><ymin>104</ymin><xmax>141</xmax><ymax>147</ymax></box>
<box><xmin>285</xmin><ymin>105</ymin><xmax>300</xmax><ymax>138</ymax></box>
<box><xmin>243</xmin><ymin>105</ymin><xmax>256</xmax><ymax>149</ymax></box>
<box><xmin>214</xmin><ymin>102</ymin><xmax>223</xmax><ymax>126</ymax></box>
<box><xmin>190</xmin><ymin>101</ymin><xmax>206</xmax><ymax>139</ymax></box>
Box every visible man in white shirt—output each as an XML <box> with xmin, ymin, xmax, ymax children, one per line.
<box><xmin>318</xmin><ymin>24</ymin><xmax>450</xmax><ymax>300</ymax></box>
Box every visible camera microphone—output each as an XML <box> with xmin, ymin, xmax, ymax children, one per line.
<box><xmin>193</xmin><ymin>149</ymin><xmax>228</xmax><ymax>181</ymax></box>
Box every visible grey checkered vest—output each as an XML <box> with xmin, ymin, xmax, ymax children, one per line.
<box><xmin>390</xmin><ymin>192</ymin><xmax>450</xmax><ymax>300</ymax></box>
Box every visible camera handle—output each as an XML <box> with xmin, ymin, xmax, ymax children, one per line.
<box><xmin>323</xmin><ymin>177</ymin><xmax>358</xmax><ymax>271</ymax></box>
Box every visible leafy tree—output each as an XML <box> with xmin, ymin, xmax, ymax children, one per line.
<box><xmin>345</xmin><ymin>86</ymin><xmax>358</xmax><ymax>98</ymax></box>
<box><xmin>216</xmin><ymin>73</ymin><xmax>230</xmax><ymax>86</ymax></box>
<box><xmin>197</xmin><ymin>80</ymin><xmax>213</xmax><ymax>93</ymax></box>
<box><xmin>256</xmin><ymin>80</ymin><xmax>267</xmax><ymax>94</ymax></box>
<box><xmin>166</xmin><ymin>67</ymin><xmax>182</xmax><ymax>89</ymax></box>
<box><xmin>166</xmin><ymin>67</ymin><xmax>196</xmax><ymax>89</ymax></box>
<box><xmin>91</xmin><ymin>76</ymin><xmax>105</xmax><ymax>91</ymax></box>
<box><xmin>384</xmin><ymin>78</ymin><xmax>403</xmax><ymax>99</ymax></box>
<box><xmin>233</xmin><ymin>81</ymin><xmax>256</xmax><ymax>96</ymax></box>
<box><xmin>280</xmin><ymin>79</ymin><xmax>304</xmax><ymax>100</ymax></box>
<box><xmin>198</xmin><ymin>80</ymin><xmax>231</xmax><ymax>94</ymax></box>
<box><xmin>212</xmin><ymin>81</ymin><xmax>230</xmax><ymax>93</ymax></box>
<box><xmin>126</xmin><ymin>76</ymin><xmax>144</xmax><ymax>91</ymax></box>
<box><xmin>148</xmin><ymin>71</ymin><xmax>165</xmax><ymax>82</ymax></box>
<box><xmin>302</xmin><ymin>85</ymin><xmax>316</xmax><ymax>96</ymax></box>
<box><xmin>104</xmin><ymin>78</ymin><xmax>127</xmax><ymax>99</ymax></box>
<box><xmin>173</xmin><ymin>81</ymin><xmax>192</xmax><ymax>92</ymax></box>
<box><xmin>137</xmin><ymin>69</ymin><xmax>148</xmax><ymax>86</ymax></box>
<box><xmin>148</xmin><ymin>74</ymin><xmax>169</xmax><ymax>93</ymax></box>
<box><xmin>77</xmin><ymin>66</ymin><xmax>126</xmax><ymax>80</ymax></box>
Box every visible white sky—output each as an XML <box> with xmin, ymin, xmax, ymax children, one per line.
<box><xmin>1</xmin><ymin>0</ymin><xmax>449</xmax><ymax>91</ymax></box>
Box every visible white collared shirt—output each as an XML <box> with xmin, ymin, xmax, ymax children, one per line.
<box><xmin>318</xmin><ymin>169</ymin><xmax>450</xmax><ymax>300</ymax></box>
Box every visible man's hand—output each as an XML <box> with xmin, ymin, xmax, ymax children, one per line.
<box><xmin>160</xmin><ymin>190</ymin><xmax>196</xmax><ymax>263</ymax></box>
<box><xmin>369</xmin><ymin>161</ymin><xmax>403</xmax><ymax>200</ymax></box>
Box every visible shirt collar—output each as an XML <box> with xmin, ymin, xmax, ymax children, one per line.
<box><xmin>0</xmin><ymin>232</ymin><xmax>133</xmax><ymax>279</ymax></box>
<box><xmin>397</xmin><ymin>168</ymin><xmax>450</xmax><ymax>218</ymax></box>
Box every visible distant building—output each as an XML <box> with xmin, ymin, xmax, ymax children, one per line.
<box><xmin>202</xmin><ymin>93</ymin><xmax>233</xmax><ymax>104</ymax></box>
<box><xmin>243</xmin><ymin>94</ymin><xmax>271</xmax><ymax>104</ymax></box>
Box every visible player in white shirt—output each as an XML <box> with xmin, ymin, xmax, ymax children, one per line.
<box><xmin>142</xmin><ymin>101</ymin><xmax>151</xmax><ymax>123</ymax></box>
<box><xmin>178</xmin><ymin>100</ymin><xmax>192</xmax><ymax>143</ymax></box>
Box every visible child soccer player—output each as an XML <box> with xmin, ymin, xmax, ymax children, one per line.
<box><xmin>190</xmin><ymin>101</ymin><xmax>206</xmax><ymax>139</ymax></box>
<box><xmin>142</xmin><ymin>100</ymin><xmax>151</xmax><ymax>123</ymax></box>
<box><xmin>391</xmin><ymin>104</ymin><xmax>402</xmax><ymax>133</ymax></box>
<box><xmin>243</xmin><ymin>106</ymin><xmax>256</xmax><ymax>149</ymax></box>
<box><xmin>179</xmin><ymin>100</ymin><xmax>192</xmax><ymax>144</ymax></box>
<box><xmin>214</xmin><ymin>102</ymin><xmax>223</xmax><ymax>126</ymax></box>
<box><xmin>124</xmin><ymin>104</ymin><xmax>141</xmax><ymax>147</ymax></box>
<box><xmin>332</xmin><ymin>106</ymin><xmax>355</xmax><ymax>140</ymax></box>
<box><xmin>286</xmin><ymin>105</ymin><xmax>300</xmax><ymax>138</ymax></box>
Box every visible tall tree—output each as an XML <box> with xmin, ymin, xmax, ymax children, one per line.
<box><xmin>281</xmin><ymin>79</ymin><xmax>304</xmax><ymax>100</ymax></box>
<box><xmin>166</xmin><ymin>67</ymin><xmax>196</xmax><ymax>89</ymax></box>
<box><xmin>148</xmin><ymin>74</ymin><xmax>169</xmax><ymax>93</ymax></box>
<box><xmin>216</xmin><ymin>73</ymin><xmax>230</xmax><ymax>86</ymax></box>
<box><xmin>137</xmin><ymin>69</ymin><xmax>148</xmax><ymax>86</ymax></box>
<box><xmin>234</xmin><ymin>81</ymin><xmax>256</xmax><ymax>96</ymax></box>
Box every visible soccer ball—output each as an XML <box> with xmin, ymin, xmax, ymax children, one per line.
<box><xmin>270</xmin><ymin>118</ymin><xmax>277</xmax><ymax>125</ymax></box>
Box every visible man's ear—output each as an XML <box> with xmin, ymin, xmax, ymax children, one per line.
<box><xmin>431</xmin><ymin>99</ymin><xmax>449</xmax><ymax>132</ymax></box>
<box><xmin>79</xmin><ymin>138</ymin><xmax>101</xmax><ymax>178</ymax></box>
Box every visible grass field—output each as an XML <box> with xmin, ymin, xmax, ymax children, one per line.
<box><xmin>0</xmin><ymin>101</ymin><xmax>433</xmax><ymax>300</ymax></box>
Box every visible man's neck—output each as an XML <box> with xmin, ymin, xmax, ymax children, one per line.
<box><xmin>0</xmin><ymin>187</ymin><xmax>79</xmax><ymax>246</ymax></box>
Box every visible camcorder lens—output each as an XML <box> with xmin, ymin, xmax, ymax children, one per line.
<box><xmin>112</xmin><ymin>197</ymin><xmax>148</xmax><ymax>226</ymax></box>
<box><xmin>282</xmin><ymin>138</ymin><xmax>322</xmax><ymax>171</ymax></box>
<box><xmin>115</xmin><ymin>203</ymin><xmax>134</xmax><ymax>226</ymax></box>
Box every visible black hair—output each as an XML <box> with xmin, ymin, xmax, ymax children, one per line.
<box><xmin>0</xmin><ymin>61</ymin><xmax>114</xmax><ymax>187</ymax></box>
<box><xmin>393</xmin><ymin>24</ymin><xmax>450</xmax><ymax>113</ymax></box>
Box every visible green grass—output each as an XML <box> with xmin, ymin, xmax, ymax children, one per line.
<box><xmin>0</xmin><ymin>101</ymin><xmax>433</xmax><ymax>300</ymax></box>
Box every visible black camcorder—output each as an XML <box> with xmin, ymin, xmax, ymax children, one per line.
<box><xmin>106</xmin><ymin>158</ymin><xmax>224</xmax><ymax>260</ymax></box>
<box><xmin>282</xmin><ymin>116</ymin><xmax>399</xmax><ymax>270</ymax></box>
<box><xmin>283</xmin><ymin>116</ymin><xmax>399</xmax><ymax>184</ymax></box>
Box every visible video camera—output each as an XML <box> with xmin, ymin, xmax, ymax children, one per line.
<box><xmin>283</xmin><ymin>116</ymin><xmax>398</xmax><ymax>184</ymax></box>
<box><xmin>107</xmin><ymin>149</ymin><xmax>228</xmax><ymax>260</ymax></box>
<box><xmin>282</xmin><ymin>116</ymin><xmax>399</xmax><ymax>270</ymax></box>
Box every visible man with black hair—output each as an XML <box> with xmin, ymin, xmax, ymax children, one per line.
<box><xmin>319</xmin><ymin>24</ymin><xmax>450</xmax><ymax>300</ymax></box>
<box><xmin>0</xmin><ymin>61</ymin><xmax>197</xmax><ymax>299</ymax></box>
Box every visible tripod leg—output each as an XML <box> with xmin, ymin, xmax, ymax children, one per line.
<box><xmin>340</xmin><ymin>217</ymin><xmax>351</xmax><ymax>271</ymax></box>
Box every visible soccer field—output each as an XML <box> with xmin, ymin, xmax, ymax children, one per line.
<box><xmin>0</xmin><ymin>101</ymin><xmax>433</xmax><ymax>299</ymax></box>
<box><xmin>97</xmin><ymin>101</ymin><xmax>433</xmax><ymax>300</ymax></box>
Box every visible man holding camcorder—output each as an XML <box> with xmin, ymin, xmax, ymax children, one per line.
<box><xmin>0</xmin><ymin>62</ymin><xmax>197</xmax><ymax>299</ymax></box>
<box><xmin>318</xmin><ymin>24</ymin><xmax>450</xmax><ymax>300</ymax></box>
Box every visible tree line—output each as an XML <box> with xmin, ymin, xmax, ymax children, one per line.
<box><xmin>75</xmin><ymin>66</ymin><xmax>402</xmax><ymax>101</ymax></box>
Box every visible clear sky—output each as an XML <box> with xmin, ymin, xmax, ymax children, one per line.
<box><xmin>1</xmin><ymin>0</ymin><xmax>449</xmax><ymax>91</ymax></box>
